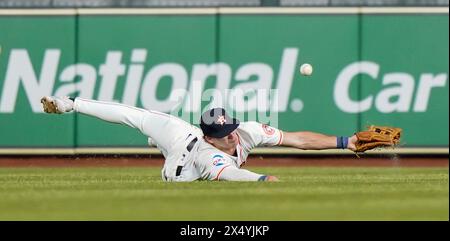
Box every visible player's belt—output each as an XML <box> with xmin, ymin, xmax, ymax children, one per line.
<box><xmin>175</xmin><ymin>136</ymin><xmax>198</xmax><ymax>177</ymax></box>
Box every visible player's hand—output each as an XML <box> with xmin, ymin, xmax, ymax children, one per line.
<box><xmin>347</xmin><ymin>135</ymin><xmax>358</xmax><ymax>152</ymax></box>
<box><xmin>266</xmin><ymin>176</ymin><xmax>279</xmax><ymax>182</ymax></box>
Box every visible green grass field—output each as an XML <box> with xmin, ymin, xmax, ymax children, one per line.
<box><xmin>0</xmin><ymin>167</ymin><xmax>448</xmax><ymax>220</ymax></box>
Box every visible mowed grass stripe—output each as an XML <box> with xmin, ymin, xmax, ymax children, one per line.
<box><xmin>0</xmin><ymin>167</ymin><xmax>447</xmax><ymax>220</ymax></box>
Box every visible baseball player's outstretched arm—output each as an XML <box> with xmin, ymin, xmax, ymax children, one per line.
<box><xmin>216</xmin><ymin>166</ymin><xmax>278</xmax><ymax>182</ymax></box>
<box><xmin>281</xmin><ymin>131</ymin><xmax>357</xmax><ymax>151</ymax></box>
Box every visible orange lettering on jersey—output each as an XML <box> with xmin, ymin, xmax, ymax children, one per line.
<box><xmin>262</xmin><ymin>124</ymin><xmax>275</xmax><ymax>135</ymax></box>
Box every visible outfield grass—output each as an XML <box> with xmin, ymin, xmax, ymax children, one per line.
<box><xmin>0</xmin><ymin>167</ymin><xmax>447</xmax><ymax>220</ymax></box>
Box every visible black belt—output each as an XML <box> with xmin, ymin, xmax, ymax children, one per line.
<box><xmin>176</xmin><ymin>137</ymin><xmax>198</xmax><ymax>176</ymax></box>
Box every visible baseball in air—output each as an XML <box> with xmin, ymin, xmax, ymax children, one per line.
<box><xmin>300</xmin><ymin>63</ymin><xmax>313</xmax><ymax>76</ymax></box>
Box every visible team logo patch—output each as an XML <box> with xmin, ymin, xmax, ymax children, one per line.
<box><xmin>212</xmin><ymin>154</ymin><xmax>226</xmax><ymax>166</ymax></box>
<box><xmin>262</xmin><ymin>124</ymin><xmax>275</xmax><ymax>135</ymax></box>
<box><xmin>216</xmin><ymin>115</ymin><xmax>227</xmax><ymax>125</ymax></box>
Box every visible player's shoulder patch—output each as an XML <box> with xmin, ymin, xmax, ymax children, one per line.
<box><xmin>262</xmin><ymin>124</ymin><xmax>275</xmax><ymax>135</ymax></box>
<box><xmin>211</xmin><ymin>154</ymin><xmax>226</xmax><ymax>167</ymax></box>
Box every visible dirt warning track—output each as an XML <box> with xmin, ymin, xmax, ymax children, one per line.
<box><xmin>0</xmin><ymin>155</ymin><xmax>447</xmax><ymax>167</ymax></box>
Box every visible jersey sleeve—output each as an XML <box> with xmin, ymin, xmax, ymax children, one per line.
<box><xmin>214</xmin><ymin>165</ymin><xmax>265</xmax><ymax>181</ymax></box>
<box><xmin>198</xmin><ymin>152</ymin><xmax>266</xmax><ymax>181</ymax></box>
<box><xmin>238</xmin><ymin>121</ymin><xmax>283</xmax><ymax>149</ymax></box>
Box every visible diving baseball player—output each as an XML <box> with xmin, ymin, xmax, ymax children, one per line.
<box><xmin>41</xmin><ymin>96</ymin><xmax>362</xmax><ymax>182</ymax></box>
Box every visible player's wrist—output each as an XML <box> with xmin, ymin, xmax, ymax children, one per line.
<box><xmin>336</xmin><ymin>136</ymin><xmax>349</xmax><ymax>149</ymax></box>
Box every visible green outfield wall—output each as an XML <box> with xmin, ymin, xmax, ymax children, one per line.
<box><xmin>0</xmin><ymin>8</ymin><xmax>448</xmax><ymax>149</ymax></box>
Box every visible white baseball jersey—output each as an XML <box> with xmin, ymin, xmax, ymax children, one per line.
<box><xmin>73</xmin><ymin>98</ymin><xmax>283</xmax><ymax>182</ymax></box>
<box><xmin>193</xmin><ymin>122</ymin><xmax>283</xmax><ymax>181</ymax></box>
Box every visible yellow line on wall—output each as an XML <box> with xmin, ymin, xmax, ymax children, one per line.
<box><xmin>0</xmin><ymin>7</ymin><xmax>447</xmax><ymax>16</ymax></box>
<box><xmin>77</xmin><ymin>8</ymin><xmax>218</xmax><ymax>15</ymax></box>
<box><xmin>219</xmin><ymin>7</ymin><xmax>449</xmax><ymax>14</ymax></box>
<box><xmin>0</xmin><ymin>9</ymin><xmax>76</xmax><ymax>15</ymax></box>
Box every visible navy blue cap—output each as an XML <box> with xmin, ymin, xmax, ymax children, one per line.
<box><xmin>200</xmin><ymin>108</ymin><xmax>240</xmax><ymax>138</ymax></box>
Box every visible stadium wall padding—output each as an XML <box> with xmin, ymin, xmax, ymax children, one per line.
<box><xmin>0</xmin><ymin>8</ymin><xmax>448</xmax><ymax>148</ymax></box>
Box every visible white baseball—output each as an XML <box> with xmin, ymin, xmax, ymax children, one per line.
<box><xmin>300</xmin><ymin>63</ymin><xmax>313</xmax><ymax>76</ymax></box>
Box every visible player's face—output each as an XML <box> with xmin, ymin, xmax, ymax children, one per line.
<box><xmin>224</xmin><ymin>130</ymin><xmax>239</xmax><ymax>146</ymax></box>
<box><xmin>207</xmin><ymin>130</ymin><xmax>239</xmax><ymax>150</ymax></box>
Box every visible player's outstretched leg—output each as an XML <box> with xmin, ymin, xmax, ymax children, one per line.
<box><xmin>40</xmin><ymin>96</ymin><xmax>201</xmax><ymax>154</ymax></box>
<box><xmin>41</xmin><ymin>96</ymin><xmax>74</xmax><ymax>114</ymax></box>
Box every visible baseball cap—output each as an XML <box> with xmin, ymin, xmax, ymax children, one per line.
<box><xmin>200</xmin><ymin>108</ymin><xmax>240</xmax><ymax>138</ymax></box>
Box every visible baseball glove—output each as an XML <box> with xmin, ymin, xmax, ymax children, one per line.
<box><xmin>354</xmin><ymin>125</ymin><xmax>402</xmax><ymax>153</ymax></box>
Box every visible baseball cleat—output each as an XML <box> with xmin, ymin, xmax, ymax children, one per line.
<box><xmin>40</xmin><ymin>96</ymin><xmax>74</xmax><ymax>114</ymax></box>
